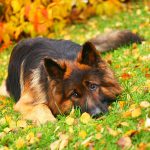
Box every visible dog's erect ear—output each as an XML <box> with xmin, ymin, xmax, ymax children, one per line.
<box><xmin>77</xmin><ymin>42</ymin><xmax>101</xmax><ymax>66</ymax></box>
<box><xmin>44</xmin><ymin>58</ymin><xmax>65</xmax><ymax>79</ymax></box>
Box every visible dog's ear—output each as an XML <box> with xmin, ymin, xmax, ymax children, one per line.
<box><xmin>77</xmin><ymin>42</ymin><xmax>101</xmax><ymax>66</ymax></box>
<box><xmin>44</xmin><ymin>58</ymin><xmax>65</xmax><ymax>79</ymax></box>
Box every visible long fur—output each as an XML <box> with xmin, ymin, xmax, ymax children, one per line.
<box><xmin>0</xmin><ymin>30</ymin><xmax>143</xmax><ymax>116</ymax></box>
<box><xmin>89</xmin><ymin>30</ymin><xmax>143</xmax><ymax>52</ymax></box>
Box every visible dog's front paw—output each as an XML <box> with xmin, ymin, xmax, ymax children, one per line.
<box><xmin>23</xmin><ymin>104</ymin><xmax>57</xmax><ymax>125</ymax></box>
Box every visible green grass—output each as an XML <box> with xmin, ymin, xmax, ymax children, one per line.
<box><xmin>0</xmin><ymin>3</ymin><xmax>150</xmax><ymax>150</ymax></box>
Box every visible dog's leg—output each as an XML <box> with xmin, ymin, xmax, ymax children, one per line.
<box><xmin>14</xmin><ymin>92</ymin><xmax>56</xmax><ymax>124</ymax></box>
<box><xmin>0</xmin><ymin>80</ymin><xmax>10</xmax><ymax>97</ymax></box>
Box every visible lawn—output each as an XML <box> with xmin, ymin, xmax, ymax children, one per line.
<box><xmin>0</xmin><ymin>2</ymin><xmax>150</xmax><ymax>150</ymax></box>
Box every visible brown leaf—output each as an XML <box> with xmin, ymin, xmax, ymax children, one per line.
<box><xmin>124</xmin><ymin>130</ymin><xmax>138</xmax><ymax>137</ymax></box>
<box><xmin>145</xmin><ymin>74</ymin><xmax>150</xmax><ymax>79</ymax></box>
<box><xmin>117</xmin><ymin>136</ymin><xmax>132</xmax><ymax>149</ymax></box>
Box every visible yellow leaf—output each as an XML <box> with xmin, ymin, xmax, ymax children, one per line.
<box><xmin>3</xmin><ymin>127</ymin><xmax>12</xmax><ymax>133</ymax></box>
<box><xmin>118</xmin><ymin>101</ymin><xmax>126</xmax><ymax>109</ymax></box>
<box><xmin>122</xmin><ymin>111</ymin><xmax>131</xmax><ymax>118</ymax></box>
<box><xmin>65</xmin><ymin>116</ymin><xmax>74</xmax><ymax>125</ymax></box>
<box><xmin>11</xmin><ymin>0</ymin><xmax>21</xmax><ymax>13</ymax></box>
<box><xmin>26</xmin><ymin>132</ymin><xmax>34</xmax><ymax>141</ymax></box>
<box><xmin>68</xmin><ymin>126</ymin><xmax>74</xmax><ymax>134</ymax></box>
<box><xmin>16</xmin><ymin>137</ymin><xmax>25</xmax><ymax>149</ymax></box>
<box><xmin>79</xmin><ymin>130</ymin><xmax>87</xmax><ymax>139</ymax></box>
<box><xmin>0</xmin><ymin>118</ymin><xmax>6</xmax><ymax>125</ymax></box>
<box><xmin>80</xmin><ymin>112</ymin><xmax>91</xmax><ymax>124</ymax></box>
<box><xmin>95</xmin><ymin>133</ymin><xmax>102</xmax><ymax>139</ymax></box>
<box><xmin>131</xmin><ymin>107</ymin><xmax>141</xmax><ymax>118</ymax></box>
<box><xmin>124</xmin><ymin>130</ymin><xmax>138</xmax><ymax>137</ymax></box>
<box><xmin>17</xmin><ymin>120</ymin><xmax>27</xmax><ymax>128</ymax></box>
<box><xmin>9</xmin><ymin>120</ymin><xmax>16</xmax><ymax>129</ymax></box>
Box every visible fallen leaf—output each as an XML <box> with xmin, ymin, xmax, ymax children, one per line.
<box><xmin>81</xmin><ymin>136</ymin><xmax>93</xmax><ymax>146</ymax></box>
<box><xmin>0</xmin><ymin>132</ymin><xmax>6</xmax><ymax>139</ymax></box>
<box><xmin>117</xmin><ymin>136</ymin><xmax>132</xmax><ymax>149</ymax></box>
<box><xmin>121</xmin><ymin>122</ymin><xmax>129</xmax><ymax>127</ymax></box>
<box><xmin>3</xmin><ymin>127</ymin><xmax>12</xmax><ymax>133</ymax></box>
<box><xmin>124</xmin><ymin>130</ymin><xmax>138</xmax><ymax>137</ymax></box>
<box><xmin>9</xmin><ymin>120</ymin><xmax>16</xmax><ymax>129</ymax></box>
<box><xmin>107</xmin><ymin>127</ymin><xmax>119</xmax><ymax>137</ymax></box>
<box><xmin>118</xmin><ymin>101</ymin><xmax>126</xmax><ymax>109</ymax></box>
<box><xmin>50</xmin><ymin>133</ymin><xmax>69</xmax><ymax>150</ymax></box>
<box><xmin>50</xmin><ymin>140</ymin><xmax>60</xmax><ymax>150</ymax></box>
<box><xmin>17</xmin><ymin>120</ymin><xmax>27</xmax><ymax>128</ymax></box>
<box><xmin>0</xmin><ymin>118</ymin><xmax>6</xmax><ymax>125</ymax></box>
<box><xmin>80</xmin><ymin>112</ymin><xmax>91</xmax><ymax>124</ymax></box>
<box><xmin>16</xmin><ymin>137</ymin><xmax>25</xmax><ymax>149</ymax></box>
<box><xmin>65</xmin><ymin>116</ymin><xmax>74</xmax><ymax>125</ymax></box>
<box><xmin>131</xmin><ymin>107</ymin><xmax>141</xmax><ymax>118</ymax></box>
<box><xmin>122</xmin><ymin>111</ymin><xmax>132</xmax><ymax>118</ymax></box>
<box><xmin>121</xmin><ymin>73</ymin><xmax>132</xmax><ymax>80</ymax></box>
<box><xmin>95</xmin><ymin>133</ymin><xmax>102</xmax><ymax>139</ymax></box>
<box><xmin>68</xmin><ymin>126</ymin><xmax>74</xmax><ymax>134</ymax></box>
<box><xmin>36</xmin><ymin>132</ymin><xmax>42</xmax><ymax>139</ymax></box>
<box><xmin>145</xmin><ymin>73</ymin><xmax>150</xmax><ymax>79</ymax></box>
<box><xmin>145</xmin><ymin>115</ymin><xmax>150</xmax><ymax>128</ymax></box>
<box><xmin>79</xmin><ymin>130</ymin><xmax>87</xmax><ymax>139</ymax></box>
<box><xmin>138</xmin><ymin>142</ymin><xmax>150</xmax><ymax>150</ymax></box>
<box><xmin>140</xmin><ymin>101</ymin><xmax>150</xmax><ymax>108</ymax></box>
<box><xmin>59</xmin><ymin>134</ymin><xmax>69</xmax><ymax>150</ymax></box>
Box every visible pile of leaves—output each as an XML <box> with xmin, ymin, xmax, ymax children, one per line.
<box><xmin>0</xmin><ymin>0</ymin><xmax>127</xmax><ymax>47</ymax></box>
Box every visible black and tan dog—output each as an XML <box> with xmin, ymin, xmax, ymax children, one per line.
<box><xmin>0</xmin><ymin>30</ymin><xmax>142</xmax><ymax>124</ymax></box>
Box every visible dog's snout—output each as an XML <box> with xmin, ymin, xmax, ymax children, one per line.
<box><xmin>89</xmin><ymin>107</ymin><xmax>102</xmax><ymax>117</ymax></box>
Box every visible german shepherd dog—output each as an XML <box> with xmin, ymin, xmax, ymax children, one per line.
<box><xmin>0</xmin><ymin>30</ymin><xmax>142</xmax><ymax>124</ymax></box>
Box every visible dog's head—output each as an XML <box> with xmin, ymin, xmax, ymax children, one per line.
<box><xmin>44</xmin><ymin>42</ymin><xmax>122</xmax><ymax>117</ymax></box>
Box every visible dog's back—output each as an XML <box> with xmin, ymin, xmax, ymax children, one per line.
<box><xmin>6</xmin><ymin>38</ymin><xmax>81</xmax><ymax>101</ymax></box>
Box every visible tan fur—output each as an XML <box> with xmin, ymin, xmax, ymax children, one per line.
<box><xmin>14</xmin><ymin>86</ymin><xmax>56</xmax><ymax>124</ymax></box>
<box><xmin>30</xmin><ymin>68</ymin><xmax>47</xmax><ymax>104</ymax></box>
<box><xmin>0</xmin><ymin>80</ymin><xmax>10</xmax><ymax>97</ymax></box>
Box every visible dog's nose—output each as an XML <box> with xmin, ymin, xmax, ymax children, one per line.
<box><xmin>90</xmin><ymin>107</ymin><xmax>102</xmax><ymax>117</ymax></box>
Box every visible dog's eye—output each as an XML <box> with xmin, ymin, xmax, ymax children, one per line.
<box><xmin>89</xmin><ymin>83</ymin><xmax>98</xmax><ymax>91</ymax></box>
<box><xmin>70</xmin><ymin>90</ymin><xmax>79</xmax><ymax>98</ymax></box>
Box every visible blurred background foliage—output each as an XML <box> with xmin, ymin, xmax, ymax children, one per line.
<box><xmin>0</xmin><ymin>0</ymin><xmax>149</xmax><ymax>49</ymax></box>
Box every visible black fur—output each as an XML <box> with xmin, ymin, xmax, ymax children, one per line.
<box><xmin>89</xmin><ymin>30</ymin><xmax>143</xmax><ymax>52</ymax></box>
<box><xmin>6</xmin><ymin>38</ymin><xmax>81</xmax><ymax>100</ymax></box>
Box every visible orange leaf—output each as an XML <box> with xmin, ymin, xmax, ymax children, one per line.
<box><xmin>121</xmin><ymin>73</ymin><xmax>132</xmax><ymax>80</ymax></box>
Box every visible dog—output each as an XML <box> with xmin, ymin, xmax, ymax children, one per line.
<box><xmin>0</xmin><ymin>30</ymin><xmax>143</xmax><ymax>124</ymax></box>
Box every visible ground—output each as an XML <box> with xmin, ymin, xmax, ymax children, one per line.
<box><xmin>0</xmin><ymin>2</ymin><xmax>150</xmax><ymax>150</ymax></box>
